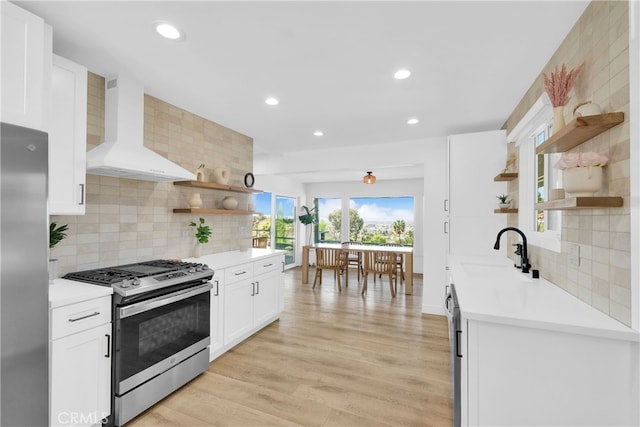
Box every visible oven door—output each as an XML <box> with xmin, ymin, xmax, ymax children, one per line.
<box><xmin>115</xmin><ymin>282</ymin><xmax>212</xmax><ymax>395</ymax></box>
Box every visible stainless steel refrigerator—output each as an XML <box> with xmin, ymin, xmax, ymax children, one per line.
<box><xmin>0</xmin><ymin>122</ymin><xmax>49</xmax><ymax>426</ymax></box>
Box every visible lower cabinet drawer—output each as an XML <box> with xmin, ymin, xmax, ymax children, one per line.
<box><xmin>51</xmin><ymin>295</ymin><xmax>111</xmax><ymax>340</ymax></box>
<box><xmin>224</xmin><ymin>263</ymin><xmax>253</xmax><ymax>285</ymax></box>
<box><xmin>253</xmin><ymin>257</ymin><xmax>282</xmax><ymax>276</ymax></box>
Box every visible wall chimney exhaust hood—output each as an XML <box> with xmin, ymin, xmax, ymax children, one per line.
<box><xmin>86</xmin><ymin>75</ymin><xmax>195</xmax><ymax>182</ymax></box>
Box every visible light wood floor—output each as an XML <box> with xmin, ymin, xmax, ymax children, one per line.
<box><xmin>128</xmin><ymin>267</ymin><xmax>452</xmax><ymax>427</ymax></box>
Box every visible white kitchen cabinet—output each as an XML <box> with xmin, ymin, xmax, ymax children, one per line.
<box><xmin>49</xmin><ymin>54</ymin><xmax>87</xmax><ymax>215</ymax></box>
<box><xmin>252</xmin><ymin>257</ymin><xmax>283</xmax><ymax>326</ymax></box>
<box><xmin>421</xmin><ymin>131</ymin><xmax>507</xmax><ymax>315</ymax></box>
<box><xmin>1</xmin><ymin>2</ymin><xmax>48</xmax><ymax>131</ymax></box>
<box><xmin>223</xmin><ymin>276</ymin><xmax>255</xmax><ymax>345</ymax></box>
<box><xmin>209</xmin><ymin>270</ymin><xmax>224</xmax><ymax>360</ymax></box>
<box><xmin>462</xmin><ymin>319</ymin><xmax>637</xmax><ymax>426</ymax></box>
<box><xmin>448</xmin><ymin>130</ymin><xmax>507</xmax><ymax>256</ymax></box>
<box><xmin>50</xmin><ymin>295</ymin><xmax>111</xmax><ymax>427</ymax></box>
<box><xmin>221</xmin><ymin>254</ymin><xmax>284</xmax><ymax>350</ymax></box>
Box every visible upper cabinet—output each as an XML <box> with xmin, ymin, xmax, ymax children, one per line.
<box><xmin>1</xmin><ymin>2</ymin><xmax>50</xmax><ymax>131</ymax></box>
<box><xmin>49</xmin><ymin>55</ymin><xmax>88</xmax><ymax>215</ymax></box>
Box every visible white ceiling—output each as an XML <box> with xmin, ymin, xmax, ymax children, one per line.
<box><xmin>16</xmin><ymin>0</ymin><xmax>589</xmax><ymax>183</ymax></box>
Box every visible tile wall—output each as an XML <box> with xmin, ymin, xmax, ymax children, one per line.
<box><xmin>51</xmin><ymin>72</ymin><xmax>254</xmax><ymax>276</ymax></box>
<box><xmin>503</xmin><ymin>1</ymin><xmax>631</xmax><ymax>325</ymax></box>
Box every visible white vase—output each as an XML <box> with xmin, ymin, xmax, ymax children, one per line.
<box><xmin>563</xmin><ymin>166</ymin><xmax>603</xmax><ymax>197</ymax></box>
<box><xmin>193</xmin><ymin>243</ymin><xmax>202</xmax><ymax>258</ymax></box>
<box><xmin>189</xmin><ymin>192</ymin><xmax>203</xmax><ymax>209</ymax></box>
<box><xmin>498</xmin><ymin>202</ymin><xmax>511</xmax><ymax>209</ymax></box>
<box><xmin>552</xmin><ymin>106</ymin><xmax>565</xmax><ymax>133</ymax></box>
<box><xmin>212</xmin><ymin>166</ymin><xmax>230</xmax><ymax>185</ymax></box>
<box><xmin>222</xmin><ymin>196</ymin><xmax>238</xmax><ymax>210</ymax></box>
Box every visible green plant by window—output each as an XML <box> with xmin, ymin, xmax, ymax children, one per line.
<box><xmin>189</xmin><ymin>217</ymin><xmax>212</xmax><ymax>244</ymax></box>
<box><xmin>497</xmin><ymin>194</ymin><xmax>509</xmax><ymax>204</ymax></box>
<box><xmin>49</xmin><ymin>222</ymin><xmax>69</xmax><ymax>248</ymax></box>
<box><xmin>298</xmin><ymin>205</ymin><xmax>318</xmax><ymax>226</ymax></box>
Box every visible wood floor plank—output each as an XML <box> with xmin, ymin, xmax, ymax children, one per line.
<box><xmin>127</xmin><ymin>267</ymin><xmax>452</xmax><ymax>426</ymax></box>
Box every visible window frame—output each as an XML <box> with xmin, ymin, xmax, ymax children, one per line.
<box><xmin>509</xmin><ymin>94</ymin><xmax>561</xmax><ymax>253</ymax></box>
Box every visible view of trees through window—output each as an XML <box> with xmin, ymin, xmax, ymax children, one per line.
<box><xmin>317</xmin><ymin>196</ymin><xmax>414</xmax><ymax>246</ymax></box>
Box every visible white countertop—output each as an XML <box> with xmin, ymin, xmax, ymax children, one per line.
<box><xmin>49</xmin><ymin>249</ymin><xmax>284</xmax><ymax>308</ymax></box>
<box><xmin>449</xmin><ymin>254</ymin><xmax>639</xmax><ymax>342</ymax></box>
<box><xmin>183</xmin><ymin>248</ymin><xmax>285</xmax><ymax>270</ymax></box>
<box><xmin>49</xmin><ymin>278</ymin><xmax>113</xmax><ymax>308</ymax></box>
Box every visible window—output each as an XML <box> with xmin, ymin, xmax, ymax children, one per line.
<box><xmin>349</xmin><ymin>197</ymin><xmax>414</xmax><ymax>245</ymax></box>
<box><xmin>511</xmin><ymin>94</ymin><xmax>561</xmax><ymax>252</ymax></box>
<box><xmin>535</xmin><ymin>125</ymin><xmax>562</xmax><ymax>233</ymax></box>
<box><xmin>316</xmin><ymin>197</ymin><xmax>341</xmax><ymax>242</ymax></box>
<box><xmin>252</xmin><ymin>192</ymin><xmax>272</xmax><ymax>243</ymax></box>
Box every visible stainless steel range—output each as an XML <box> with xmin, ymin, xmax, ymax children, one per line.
<box><xmin>64</xmin><ymin>260</ymin><xmax>214</xmax><ymax>426</ymax></box>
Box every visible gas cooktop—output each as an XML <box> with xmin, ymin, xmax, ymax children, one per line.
<box><xmin>63</xmin><ymin>259</ymin><xmax>213</xmax><ymax>297</ymax></box>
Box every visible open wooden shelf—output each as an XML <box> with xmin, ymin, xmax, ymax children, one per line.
<box><xmin>536</xmin><ymin>112</ymin><xmax>624</xmax><ymax>155</ymax></box>
<box><xmin>494</xmin><ymin>208</ymin><xmax>518</xmax><ymax>214</ymax></box>
<box><xmin>174</xmin><ymin>180</ymin><xmax>263</xmax><ymax>194</ymax></box>
<box><xmin>494</xmin><ymin>172</ymin><xmax>518</xmax><ymax>182</ymax></box>
<box><xmin>173</xmin><ymin>208</ymin><xmax>257</xmax><ymax>215</ymax></box>
<box><xmin>535</xmin><ymin>196</ymin><xmax>623</xmax><ymax>210</ymax></box>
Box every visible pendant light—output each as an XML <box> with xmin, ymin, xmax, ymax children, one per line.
<box><xmin>363</xmin><ymin>171</ymin><xmax>376</xmax><ymax>184</ymax></box>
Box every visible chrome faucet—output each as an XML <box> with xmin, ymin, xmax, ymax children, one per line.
<box><xmin>494</xmin><ymin>227</ymin><xmax>531</xmax><ymax>274</ymax></box>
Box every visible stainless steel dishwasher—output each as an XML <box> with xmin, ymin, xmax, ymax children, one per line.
<box><xmin>444</xmin><ymin>283</ymin><xmax>462</xmax><ymax>427</ymax></box>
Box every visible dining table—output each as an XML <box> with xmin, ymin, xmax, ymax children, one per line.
<box><xmin>301</xmin><ymin>243</ymin><xmax>414</xmax><ymax>294</ymax></box>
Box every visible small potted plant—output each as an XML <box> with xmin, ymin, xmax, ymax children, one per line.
<box><xmin>298</xmin><ymin>205</ymin><xmax>318</xmax><ymax>246</ymax></box>
<box><xmin>189</xmin><ymin>217</ymin><xmax>212</xmax><ymax>257</ymax></box>
<box><xmin>49</xmin><ymin>222</ymin><xmax>69</xmax><ymax>283</ymax></box>
<box><xmin>497</xmin><ymin>194</ymin><xmax>511</xmax><ymax>209</ymax></box>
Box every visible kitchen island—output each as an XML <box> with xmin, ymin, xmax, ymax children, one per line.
<box><xmin>449</xmin><ymin>254</ymin><xmax>639</xmax><ymax>427</ymax></box>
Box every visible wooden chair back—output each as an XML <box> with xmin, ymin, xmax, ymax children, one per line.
<box><xmin>316</xmin><ymin>247</ymin><xmax>346</xmax><ymax>268</ymax></box>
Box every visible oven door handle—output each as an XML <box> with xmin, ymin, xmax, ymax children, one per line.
<box><xmin>118</xmin><ymin>282</ymin><xmax>213</xmax><ymax>319</ymax></box>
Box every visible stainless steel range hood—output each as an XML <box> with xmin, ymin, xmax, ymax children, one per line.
<box><xmin>86</xmin><ymin>75</ymin><xmax>195</xmax><ymax>182</ymax></box>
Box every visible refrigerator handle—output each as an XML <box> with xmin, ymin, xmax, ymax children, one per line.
<box><xmin>79</xmin><ymin>183</ymin><xmax>85</xmax><ymax>205</ymax></box>
<box><xmin>105</xmin><ymin>334</ymin><xmax>111</xmax><ymax>358</ymax></box>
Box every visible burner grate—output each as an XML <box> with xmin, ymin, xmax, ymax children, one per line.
<box><xmin>63</xmin><ymin>269</ymin><xmax>136</xmax><ymax>286</ymax></box>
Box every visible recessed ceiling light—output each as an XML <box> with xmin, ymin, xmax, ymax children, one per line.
<box><xmin>407</xmin><ymin>118</ymin><xmax>419</xmax><ymax>125</ymax></box>
<box><xmin>313</xmin><ymin>131</ymin><xmax>324</xmax><ymax>136</ymax></box>
<box><xmin>394</xmin><ymin>69</ymin><xmax>411</xmax><ymax>80</ymax></box>
<box><xmin>265</xmin><ymin>97</ymin><xmax>279</xmax><ymax>106</ymax></box>
<box><xmin>153</xmin><ymin>21</ymin><xmax>185</xmax><ymax>41</ymax></box>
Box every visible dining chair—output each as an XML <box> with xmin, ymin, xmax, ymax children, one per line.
<box><xmin>313</xmin><ymin>247</ymin><xmax>347</xmax><ymax>292</ymax></box>
<box><xmin>379</xmin><ymin>243</ymin><xmax>405</xmax><ymax>283</ymax></box>
<box><xmin>342</xmin><ymin>241</ymin><xmax>363</xmax><ymax>284</ymax></box>
<box><xmin>252</xmin><ymin>236</ymin><xmax>268</xmax><ymax>248</ymax></box>
<box><xmin>361</xmin><ymin>250</ymin><xmax>397</xmax><ymax>297</ymax></box>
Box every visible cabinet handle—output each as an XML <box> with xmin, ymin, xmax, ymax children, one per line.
<box><xmin>282</xmin><ymin>261</ymin><xmax>285</xmax><ymax>272</ymax></box>
<box><xmin>68</xmin><ymin>311</ymin><xmax>100</xmax><ymax>322</ymax></box>
<box><xmin>79</xmin><ymin>183</ymin><xmax>85</xmax><ymax>205</ymax></box>
<box><xmin>263</xmin><ymin>263</ymin><xmax>273</xmax><ymax>267</ymax></box>
<box><xmin>214</xmin><ymin>280</ymin><xmax>219</xmax><ymax>296</ymax></box>
<box><xmin>455</xmin><ymin>330</ymin><xmax>463</xmax><ymax>358</ymax></box>
<box><xmin>256</xmin><ymin>281</ymin><xmax>260</xmax><ymax>295</ymax></box>
<box><xmin>251</xmin><ymin>282</ymin><xmax>255</xmax><ymax>296</ymax></box>
<box><xmin>105</xmin><ymin>334</ymin><xmax>111</xmax><ymax>358</ymax></box>
<box><xmin>444</xmin><ymin>221</ymin><xmax>449</xmax><ymax>234</ymax></box>
<box><xmin>235</xmin><ymin>271</ymin><xmax>247</xmax><ymax>276</ymax></box>
<box><xmin>444</xmin><ymin>199</ymin><xmax>449</xmax><ymax>212</ymax></box>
